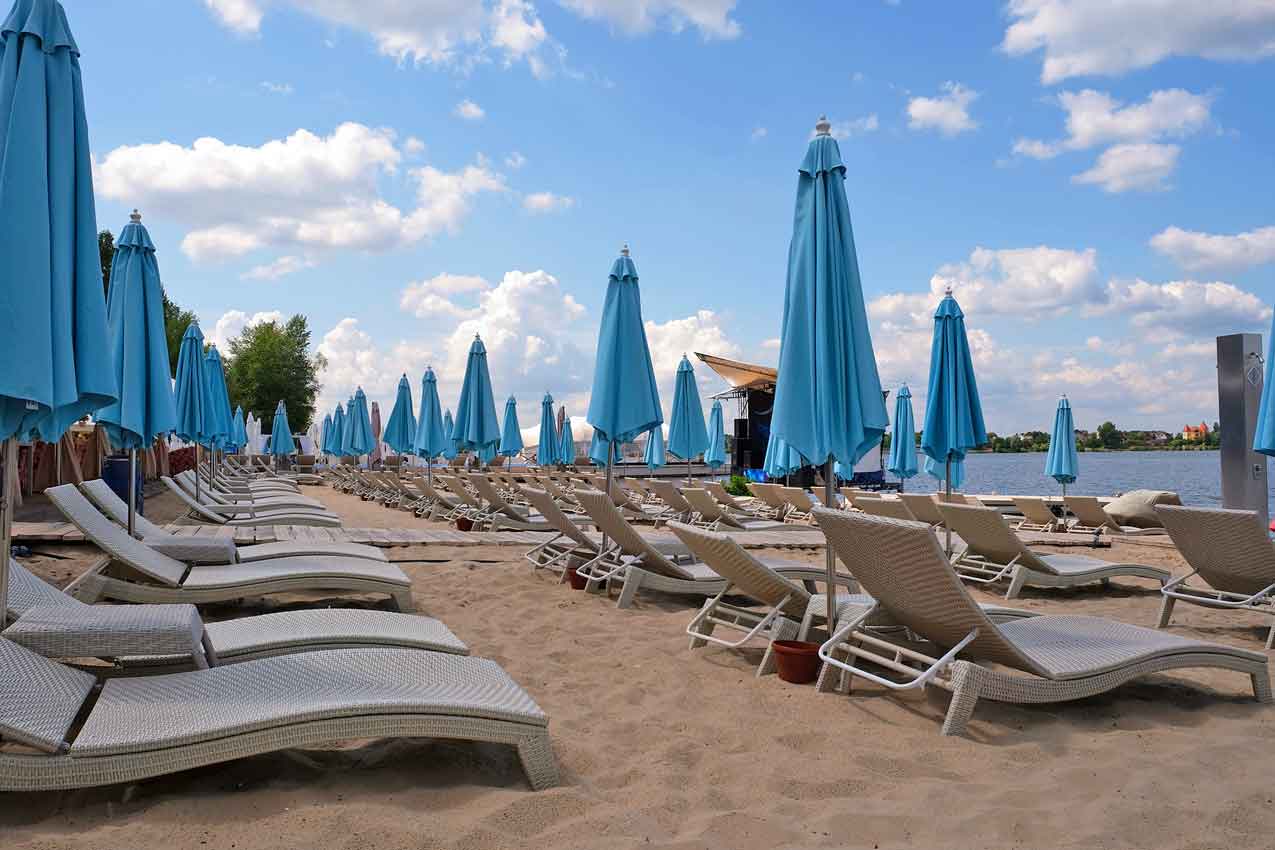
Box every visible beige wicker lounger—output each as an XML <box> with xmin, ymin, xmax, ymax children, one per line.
<box><xmin>1155</xmin><ymin>505</ymin><xmax>1275</xmax><ymax>648</ymax></box>
<box><xmin>466</xmin><ymin>475</ymin><xmax>556</xmax><ymax>532</ymax></box>
<box><xmin>1065</xmin><ymin>495</ymin><xmax>1168</xmax><ymax>536</ymax></box>
<box><xmin>1012</xmin><ymin>496</ymin><xmax>1067</xmax><ymax>533</ymax></box>
<box><xmin>642</xmin><ymin>479</ymin><xmax>694</xmax><ymax>522</ymax></box>
<box><xmin>938</xmin><ymin>502</ymin><xmax>1169</xmax><ymax>599</ymax></box>
<box><xmin>811</xmin><ymin>508</ymin><xmax>1270</xmax><ymax>736</ymax></box>
<box><xmin>898</xmin><ymin>493</ymin><xmax>946</xmax><ymax>526</ymax></box>
<box><xmin>3</xmin><ymin>560</ymin><xmax>464</xmax><ymax>669</ymax></box>
<box><xmin>574</xmin><ymin>489</ymin><xmax>831</xmax><ymax>609</ymax></box>
<box><xmin>177</xmin><ymin>470</ymin><xmax>332</xmax><ymax>514</ymax></box>
<box><xmin>46</xmin><ymin>486</ymin><xmax>415</xmax><ymax>611</ymax></box>
<box><xmin>163</xmin><ymin>476</ymin><xmax>342</xmax><ymax>528</ymax></box>
<box><xmin>703</xmin><ymin>480</ymin><xmax>762</xmax><ymax>516</ymax></box>
<box><xmin>778</xmin><ymin>487</ymin><xmax>816</xmax><ymax>524</ymax></box>
<box><xmin>0</xmin><ymin>638</ymin><xmax>558</xmax><ymax>790</ymax></box>
<box><xmin>681</xmin><ymin>488</ymin><xmax>787</xmax><ymax>531</ymax></box>
<box><xmin>747</xmin><ymin>483</ymin><xmax>789</xmax><ymax>519</ymax></box>
<box><xmin>81</xmin><ymin>479</ymin><xmax>386</xmax><ymax>564</ymax></box>
<box><xmin>852</xmin><ymin>496</ymin><xmax>918</xmax><ymax>522</ymax></box>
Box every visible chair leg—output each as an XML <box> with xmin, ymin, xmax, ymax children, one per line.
<box><xmin>1005</xmin><ymin>566</ymin><xmax>1028</xmax><ymax>600</ymax></box>
<box><xmin>616</xmin><ymin>569</ymin><xmax>643</xmax><ymax>609</ymax></box>
<box><xmin>941</xmin><ymin>662</ymin><xmax>981</xmax><ymax>736</ymax></box>
<box><xmin>688</xmin><ymin>600</ymin><xmax>716</xmax><ymax>650</ymax></box>
<box><xmin>1156</xmin><ymin>594</ymin><xmax>1175</xmax><ymax>629</ymax></box>
<box><xmin>757</xmin><ymin>618</ymin><xmax>799</xmax><ymax>677</ymax></box>
<box><xmin>1252</xmin><ymin>669</ymin><xmax>1273</xmax><ymax>702</ymax></box>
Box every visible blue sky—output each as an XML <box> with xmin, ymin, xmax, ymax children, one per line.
<box><xmin>68</xmin><ymin>0</ymin><xmax>1275</xmax><ymax>435</ymax></box>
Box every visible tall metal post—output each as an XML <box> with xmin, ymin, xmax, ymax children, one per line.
<box><xmin>944</xmin><ymin>454</ymin><xmax>953</xmax><ymax>556</ymax></box>
<box><xmin>127</xmin><ymin>448</ymin><xmax>138</xmax><ymax>537</ymax></box>
<box><xmin>0</xmin><ymin>438</ymin><xmax>15</xmax><ymax>629</ymax></box>
<box><xmin>823</xmin><ymin>458</ymin><xmax>836</xmax><ymax>630</ymax></box>
<box><xmin>1217</xmin><ymin>334</ymin><xmax>1269</xmax><ymax>527</ymax></box>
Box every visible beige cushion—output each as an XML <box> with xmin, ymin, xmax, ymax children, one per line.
<box><xmin>1105</xmin><ymin>489</ymin><xmax>1182</xmax><ymax>529</ymax></box>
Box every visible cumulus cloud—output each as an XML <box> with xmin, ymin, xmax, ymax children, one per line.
<box><xmin>557</xmin><ymin>0</ymin><xmax>742</xmax><ymax>39</ymax></box>
<box><xmin>240</xmin><ymin>255</ymin><xmax>316</xmax><ymax>281</ymax></box>
<box><xmin>1150</xmin><ymin>225</ymin><xmax>1275</xmax><ymax>272</ymax></box>
<box><xmin>1013</xmin><ymin>88</ymin><xmax>1212</xmax><ymax>160</ymax></box>
<box><xmin>523</xmin><ymin>191</ymin><xmax>576</xmax><ymax>213</ymax></box>
<box><xmin>1072</xmin><ymin>142</ymin><xmax>1179</xmax><ymax>193</ymax></box>
<box><xmin>826</xmin><ymin>114</ymin><xmax>879</xmax><ymax>139</ymax></box>
<box><xmin>454</xmin><ymin>99</ymin><xmax>485</xmax><ymax>120</ymax></box>
<box><xmin>1003</xmin><ymin>0</ymin><xmax>1275</xmax><ymax>83</ymax></box>
<box><xmin>906</xmin><ymin>82</ymin><xmax>978</xmax><ymax>136</ymax></box>
<box><xmin>94</xmin><ymin>123</ymin><xmax>506</xmax><ymax>263</ymax></box>
<box><xmin>207</xmin><ymin>309</ymin><xmax>284</xmax><ymax>349</ymax></box>
<box><xmin>399</xmin><ymin>273</ymin><xmax>490</xmax><ymax>319</ymax></box>
<box><xmin>1092</xmin><ymin>279</ymin><xmax>1272</xmax><ymax>340</ymax></box>
<box><xmin>643</xmin><ymin>310</ymin><xmax>742</xmax><ymax>417</ymax></box>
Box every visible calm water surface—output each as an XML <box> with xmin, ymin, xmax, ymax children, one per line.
<box><xmin>913</xmin><ymin>450</ymin><xmax>1275</xmax><ymax>513</ymax></box>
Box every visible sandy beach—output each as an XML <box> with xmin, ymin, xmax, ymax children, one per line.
<box><xmin>5</xmin><ymin>483</ymin><xmax>1275</xmax><ymax>850</ymax></box>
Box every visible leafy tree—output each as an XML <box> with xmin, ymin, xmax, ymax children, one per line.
<box><xmin>98</xmin><ymin>229</ymin><xmax>115</xmax><ymax>298</ymax></box>
<box><xmin>224</xmin><ymin>315</ymin><xmax>326</xmax><ymax>434</ymax></box>
<box><xmin>1096</xmin><ymin>420</ymin><xmax>1124</xmax><ymax>449</ymax></box>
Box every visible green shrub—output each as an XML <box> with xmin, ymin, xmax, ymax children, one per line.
<box><xmin>725</xmin><ymin>474</ymin><xmax>752</xmax><ymax>497</ymax></box>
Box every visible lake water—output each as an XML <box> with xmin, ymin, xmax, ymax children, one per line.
<box><xmin>919</xmin><ymin>450</ymin><xmax>1275</xmax><ymax>513</ymax></box>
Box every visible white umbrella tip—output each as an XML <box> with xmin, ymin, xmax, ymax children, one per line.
<box><xmin>130</xmin><ymin>209</ymin><xmax>142</xmax><ymax>223</ymax></box>
<box><xmin>621</xmin><ymin>243</ymin><xmax>630</xmax><ymax>257</ymax></box>
<box><xmin>814</xmin><ymin>115</ymin><xmax>831</xmax><ymax>136</ymax></box>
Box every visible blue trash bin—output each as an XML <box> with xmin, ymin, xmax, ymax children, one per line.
<box><xmin>101</xmin><ymin>456</ymin><xmax>144</xmax><ymax>516</ymax></box>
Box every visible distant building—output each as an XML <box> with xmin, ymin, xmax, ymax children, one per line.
<box><xmin>1182</xmin><ymin>422</ymin><xmax>1209</xmax><ymax>442</ymax></box>
<box><xmin>1147</xmin><ymin>430</ymin><xmax>1171</xmax><ymax>445</ymax></box>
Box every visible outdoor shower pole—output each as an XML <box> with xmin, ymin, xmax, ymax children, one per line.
<box><xmin>127</xmin><ymin>448</ymin><xmax>137</xmax><ymax>538</ymax></box>
<box><xmin>824</xmin><ymin>458</ymin><xmax>836</xmax><ymax>631</ymax></box>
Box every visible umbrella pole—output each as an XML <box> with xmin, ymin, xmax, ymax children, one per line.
<box><xmin>55</xmin><ymin>437</ymin><xmax>62</xmax><ymax>486</ymax></box>
<box><xmin>823</xmin><ymin>458</ymin><xmax>836</xmax><ymax>632</ymax></box>
<box><xmin>0</xmin><ymin>437</ymin><xmax>15</xmax><ymax>629</ymax></box>
<box><xmin>194</xmin><ymin>443</ymin><xmax>201</xmax><ymax>503</ymax></box>
<box><xmin>602</xmin><ymin>439</ymin><xmax>613</xmax><ymax>555</ymax></box>
<box><xmin>945</xmin><ymin>454</ymin><xmax>953</xmax><ymax>557</ymax></box>
<box><xmin>127</xmin><ymin>448</ymin><xmax>137</xmax><ymax>538</ymax></box>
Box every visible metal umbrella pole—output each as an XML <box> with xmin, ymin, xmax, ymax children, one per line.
<box><xmin>944</xmin><ymin>453</ymin><xmax>953</xmax><ymax>556</ymax></box>
<box><xmin>194</xmin><ymin>443</ymin><xmax>201</xmax><ymax>502</ymax></box>
<box><xmin>127</xmin><ymin>448</ymin><xmax>138</xmax><ymax>537</ymax></box>
<box><xmin>823</xmin><ymin>458</ymin><xmax>837</xmax><ymax>629</ymax></box>
<box><xmin>0</xmin><ymin>438</ymin><xmax>15</xmax><ymax>629</ymax></box>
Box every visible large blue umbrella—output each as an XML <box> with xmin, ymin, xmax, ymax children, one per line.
<box><xmin>0</xmin><ymin>0</ymin><xmax>115</xmax><ymax>450</ymax></box>
<box><xmin>644</xmin><ymin>425</ymin><xmax>666</xmax><ymax>471</ymax></box>
<box><xmin>441</xmin><ymin>409</ymin><xmax>457</xmax><ymax>460</ymax></box>
<box><xmin>203</xmin><ymin>346</ymin><xmax>233</xmax><ymax>452</ymax></box>
<box><xmin>1045</xmin><ymin>395</ymin><xmax>1079</xmax><ymax>494</ymax></box>
<box><xmin>559</xmin><ymin>414</ymin><xmax>576</xmax><ymax>465</ymax></box>
<box><xmin>318</xmin><ymin>412</ymin><xmax>331</xmax><ymax>458</ymax></box>
<box><xmin>453</xmin><ymin>334</ymin><xmax>501</xmax><ymax>464</ymax></box>
<box><xmin>766</xmin><ymin>115</ymin><xmax>888</xmax><ymax>625</ymax></box>
<box><xmin>588</xmin><ymin>429</ymin><xmax>608</xmax><ymax>467</ymax></box>
<box><xmin>413</xmin><ymin>368</ymin><xmax>447</xmax><ymax>482</ymax></box>
<box><xmin>231</xmin><ymin>405</ymin><xmax>247</xmax><ymax>452</ymax></box>
<box><xmin>327</xmin><ymin>403</ymin><xmax>345</xmax><ymax>456</ymax></box>
<box><xmin>345</xmin><ymin>387</ymin><xmax>375</xmax><ymax>459</ymax></box>
<box><xmin>173</xmin><ymin>323</ymin><xmax>207</xmax><ymax>445</ymax></box>
<box><xmin>382</xmin><ymin>374</ymin><xmax>417</xmax><ymax>456</ymax></box>
<box><xmin>921</xmin><ymin>286</ymin><xmax>987</xmax><ymax>551</ymax></box>
<box><xmin>270</xmin><ymin>400</ymin><xmax>294</xmax><ymax>457</ymax></box>
<box><xmin>97</xmin><ymin>210</ymin><xmax>174</xmax><ymax>454</ymax></box>
<box><xmin>667</xmin><ymin>355</ymin><xmax>709</xmax><ymax>480</ymax></box>
<box><xmin>499</xmin><ymin>395</ymin><xmax>523</xmax><ymax>465</ymax></box>
<box><xmin>1255</xmin><ymin>311</ymin><xmax>1275</xmax><ymax>457</ymax></box>
<box><xmin>925</xmin><ymin>454</ymin><xmax>964</xmax><ymax>489</ymax></box>
<box><xmin>536</xmin><ymin>392</ymin><xmax>559</xmax><ymax>467</ymax></box>
<box><xmin>886</xmin><ymin>384</ymin><xmax>918</xmax><ymax>486</ymax></box>
<box><xmin>586</xmin><ymin>245</ymin><xmax>663</xmax><ymax>472</ymax></box>
<box><xmin>705</xmin><ymin>400</ymin><xmax>727</xmax><ymax>471</ymax></box>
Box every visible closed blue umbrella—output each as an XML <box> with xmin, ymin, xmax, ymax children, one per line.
<box><xmin>453</xmin><ymin>334</ymin><xmax>501</xmax><ymax>464</ymax></box>
<box><xmin>536</xmin><ymin>392</ymin><xmax>559</xmax><ymax>467</ymax></box>
<box><xmin>766</xmin><ymin>115</ymin><xmax>889</xmax><ymax>626</ymax></box>
<box><xmin>173</xmin><ymin>324</ymin><xmax>207</xmax><ymax>445</ymax></box>
<box><xmin>270</xmin><ymin>400</ymin><xmax>294</xmax><ymax>457</ymax></box>
<box><xmin>1255</xmin><ymin>311</ymin><xmax>1275</xmax><ymax>457</ymax></box>
<box><xmin>327</xmin><ymin>403</ymin><xmax>345</xmax><ymax>456</ymax></box>
<box><xmin>97</xmin><ymin>210</ymin><xmax>174</xmax><ymax>452</ymax></box>
<box><xmin>413</xmin><ymin>369</ymin><xmax>447</xmax><ymax>486</ymax></box>
<box><xmin>644</xmin><ymin>425</ymin><xmax>666</xmax><ymax>471</ymax></box>
<box><xmin>1045</xmin><ymin>395</ymin><xmax>1079</xmax><ymax>494</ymax></box>
<box><xmin>382</xmin><ymin>374</ymin><xmax>417</xmax><ymax>456</ymax></box>
<box><xmin>925</xmin><ymin>455</ymin><xmax>964</xmax><ymax>489</ymax></box>
<box><xmin>763</xmin><ymin>436</ymin><xmax>804</xmax><ymax>480</ymax></box>
<box><xmin>499</xmin><ymin>396</ymin><xmax>523</xmax><ymax>466</ymax></box>
<box><xmin>203</xmin><ymin>346</ymin><xmax>232</xmax><ymax>451</ymax></box>
<box><xmin>705</xmin><ymin>400</ymin><xmax>727</xmax><ymax>471</ymax></box>
<box><xmin>559</xmin><ymin>415</ymin><xmax>576</xmax><ymax>465</ymax></box>
<box><xmin>887</xmin><ymin>384</ymin><xmax>918</xmax><ymax>486</ymax></box>
<box><xmin>589</xmin><ymin>429</ymin><xmax>608</xmax><ymax>467</ymax></box>
<box><xmin>345</xmin><ymin>387</ymin><xmax>375</xmax><ymax>460</ymax></box>
<box><xmin>318</xmin><ymin>413</ymin><xmax>331</xmax><ymax>459</ymax></box>
<box><xmin>231</xmin><ymin>406</ymin><xmax>247</xmax><ymax>453</ymax></box>
<box><xmin>338</xmin><ymin>395</ymin><xmax>355</xmax><ymax>456</ymax></box>
<box><xmin>441</xmin><ymin>409</ymin><xmax>457</xmax><ymax>460</ymax></box>
<box><xmin>586</xmin><ymin>244</ymin><xmax>663</xmax><ymax>476</ymax></box>
<box><xmin>921</xmin><ymin>286</ymin><xmax>987</xmax><ymax>552</ymax></box>
<box><xmin>668</xmin><ymin>355</ymin><xmax>709</xmax><ymax>481</ymax></box>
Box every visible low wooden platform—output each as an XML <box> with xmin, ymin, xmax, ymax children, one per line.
<box><xmin>11</xmin><ymin>522</ymin><xmax>85</xmax><ymax>543</ymax></box>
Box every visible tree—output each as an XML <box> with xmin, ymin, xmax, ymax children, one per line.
<box><xmin>224</xmin><ymin>315</ymin><xmax>326</xmax><ymax>434</ymax></box>
<box><xmin>98</xmin><ymin>229</ymin><xmax>115</xmax><ymax>299</ymax></box>
<box><xmin>1096</xmin><ymin>420</ymin><xmax>1124</xmax><ymax>449</ymax></box>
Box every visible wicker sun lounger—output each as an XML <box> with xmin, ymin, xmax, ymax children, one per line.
<box><xmin>747</xmin><ymin>483</ymin><xmax>789</xmax><ymax>520</ymax></box>
<box><xmin>938</xmin><ymin>502</ymin><xmax>1169</xmax><ymax>599</ymax></box>
<box><xmin>810</xmin><ymin>508</ymin><xmax>1270</xmax><ymax>736</ymax></box>
<box><xmin>181</xmin><ymin>471</ymin><xmax>321</xmax><ymax>509</ymax></box>
<box><xmin>642</xmin><ymin>479</ymin><xmax>694</xmax><ymax>522</ymax></box>
<box><xmin>898</xmin><ymin>493</ymin><xmax>947</xmax><ymax>526</ymax></box>
<box><xmin>163</xmin><ymin>477</ymin><xmax>342</xmax><ymax>528</ymax></box>
<box><xmin>680</xmin><ymin>488</ymin><xmax>787</xmax><ymax>531</ymax></box>
<box><xmin>81</xmin><ymin>480</ymin><xmax>385</xmax><ymax>564</ymax></box>
<box><xmin>3</xmin><ymin>559</ymin><xmax>464</xmax><ymax>670</ymax></box>
<box><xmin>1155</xmin><ymin>505</ymin><xmax>1275</xmax><ymax>648</ymax></box>
<box><xmin>0</xmin><ymin>639</ymin><xmax>558</xmax><ymax>790</ymax></box>
<box><xmin>45</xmin><ymin>485</ymin><xmax>415</xmax><ymax>611</ymax></box>
<box><xmin>466</xmin><ymin>475</ymin><xmax>556</xmax><ymax>532</ymax></box>
<box><xmin>1012</xmin><ymin>496</ymin><xmax>1067</xmax><ymax>533</ymax></box>
<box><xmin>703</xmin><ymin>480</ymin><xmax>762</xmax><ymax>516</ymax></box>
<box><xmin>852</xmin><ymin>496</ymin><xmax>918</xmax><ymax>522</ymax></box>
<box><xmin>778</xmin><ymin>488</ymin><xmax>816</xmax><ymax>524</ymax></box>
<box><xmin>1065</xmin><ymin>496</ymin><xmax>1168</xmax><ymax>536</ymax></box>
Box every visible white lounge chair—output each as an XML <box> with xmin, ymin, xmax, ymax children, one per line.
<box><xmin>811</xmin><ymin>508</ymin><xmax>1270</xmax><ymax>736</ymax></box>
<box><xmin>1012</xmin><ymin>496</ymin><xmax>1067</xmax><ymax>533</ymax></box>
<box><xmin>680</xmin><ymin>488</ymin><xmax>787</xmax><ymax>531</ymax></box>
<box><xmin>853</xmin><ymin>496</ymin><xmax>918</xmax><ymax>522</ymax></box>
<box><xmin>1065</xmin><ymin>495</ymin><xmax>1168</xmax><ymax>536</ymax></box>
<box><xmin>163</xmin><ymin>476</ymin><xmax>341</xmax><ymax>528</ymax></box>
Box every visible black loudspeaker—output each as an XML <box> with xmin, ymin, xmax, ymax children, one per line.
<box><xmin>746</xmin><ymin>390</ymin><xmax>774</xmax><ymax>470</ymax></box>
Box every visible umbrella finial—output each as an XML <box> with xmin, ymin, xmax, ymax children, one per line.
<box><xmin>621</xmin><ymin>243</ymin><xmax>630</xmax><ymax>257</ymax></box>
<box><xmin>130</xmin><ymin>208</ymin><xmax>142</xmax><ymax>223</ymax></box>
<box><xmin>814</xmin><ymin>115</ymin><xmax>831</xmax><ymax>136</ymax></box>
<box><xmin>944</xmin><ymin>283</ymin><xmax>953</xmax><ymax>296</ymax></box>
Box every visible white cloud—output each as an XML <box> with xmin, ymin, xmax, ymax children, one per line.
<box><xmin>259</xmin><ymin>80</ymin><xmax>294</xmax><ymax>95</ymax></box>
<box><xmin>1003</xmin><ymin>0</ymin><xmax>1275</xmax><ymax>83</ymax></box>
<box><xmin>750</xmin><ymin>126</ymin><xmax>768</xmax><ymax>141</ymax></box>
<box><xmin>399</xmin><ymin>273</ymin><xmax>490</xmax><ymax>318</ymax></box>
<box><xmin>489</xmin><ymin>0</ymin><xmax>549</xmax><ymax>72</ymax></box>
<box><xmin>454</xmin><ymin>99</ymin><xmax>485</xmax><ymax>121</ymax></box>
<box><xmin>1013</xmin><ymin>88</ymin><xmax>1212</xmax><ymax>160</ymax></box>
<box><xmin>906</xmin><ymin>82</ymin><xmax>978</xmax><ymax>136</ymax></box>
<box><xmin>643</xmin><ymin>310</ymin><xmax>742</xmax><ymax>418</ymax></box>
<box><xmin>505</xmin><ymin>151</ymin><xmax>527</xmax><ymax>169</ymax></box>
<box><xmin>204</xmin><ymin>0</ymin><xmax>262</xmax><ymax>34</ymax></box>
<box><xmin>826</xmin><ymin>114</ymin><xmax>879</xmax><ymax>139</ymax></box>
<box><xmin>404</xmin><ymin>136</ymin><xmax>426</xmax><ymax>155</ymax></box>
<box><xmin>1072</xmin><ymin>142</ymin><xmax>1179</xmax><ymax>193</ymax></box>
<box><xmin>207</xmin><ymin>309</ymin><xmax>284</xmax><ymax>350</ymax></box>
<box><xmin>558</xmin><ymin>0</ymin><xmax>741</xmax><ymax>39</ymax></box>
<box><xmin>95</xmin><ymin>123</ymin><xmax>506</xmax><ymax>263</ymax></box>
<box><xmin>1150</xmin><ymin>225</ymin><xmax>1275</xmax><ymax>272</ymax></box>
<box><xmin>240</xmin><ymin>255</ymin><xmax>316</xmax><ymax>281</ymax></box>
<box><xmin>1094</xmin><ymin>279</ymin><xmax>1272</xmax><ymax>340</ymax></box>
<box><xmin>760</xmin><ymin>337</ymin><xmax>780</xmax><ymax>349</ymax></box>
<box><xmin>523</xmin><ymin>191</ymin><xmax>575</xmax><ymax>213</ymax></box>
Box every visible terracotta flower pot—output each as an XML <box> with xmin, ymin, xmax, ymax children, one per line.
<box><xmin>771</xmin><ymin>640</ymin><xmax>821</xmax><ymax>684</ymax></box>
<box><xmin>455</xmin><ymin>517</ymin><xmax>474</xmax><ymax>532</ymax></box>
<box><xmin>567</xmin><ymin>569</ymin><xmax>589</xmax><ymax>590</ymax></box>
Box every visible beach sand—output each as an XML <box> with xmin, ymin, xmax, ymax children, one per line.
<box><xmin>5</xmin><ymin>484</ymin><xmax>1275</xmax><ymax>849</ymax></box>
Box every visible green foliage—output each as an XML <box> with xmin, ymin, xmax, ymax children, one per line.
<box><xmin>725</xmin><ymin>474</ymin><xmax>753</xmax><ymax>497</ymax></box>
<box><xmin>224</xmin><ymin>315</ymin><xmax>326</xmax><ymax>434</ymax></box>
<box><xmin>98</xmin><ymin>229</ymin><xmax>115</xmax><ymax>299</ymax></box>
